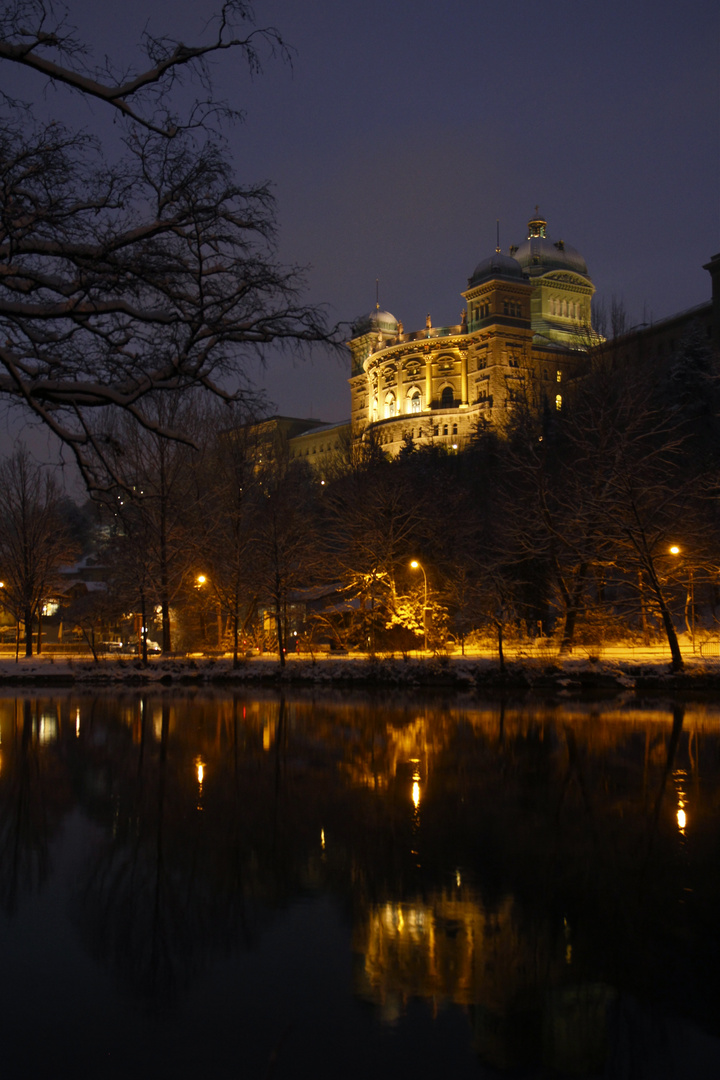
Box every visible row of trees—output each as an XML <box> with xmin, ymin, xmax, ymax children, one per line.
<box><xmin>0</xmin><ymin>8</ymin><xmax>716</xmax><ymax>668</ymax></box>
<box><xmin>1</xmin><ymin>315</ymin><xmax>717</xmax><ymax>668</ymax></box>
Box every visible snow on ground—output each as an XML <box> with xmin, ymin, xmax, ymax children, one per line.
<box><xmin>0</xmin><ymin>644</ymin><xmax>717</xmax><ymax>691</ymax></box>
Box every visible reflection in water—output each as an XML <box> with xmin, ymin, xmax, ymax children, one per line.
<box><xmin>0</xmin><ymin>691</ymin><xmax>717</xmax><ymax>1076</ymax></box>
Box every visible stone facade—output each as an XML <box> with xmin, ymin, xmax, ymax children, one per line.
<box><xmin>347</xmin><ymin>214</ymin><xmax>595</xmax><ymax>456</ymax></box>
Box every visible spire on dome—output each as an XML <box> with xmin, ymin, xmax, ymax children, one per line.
<box><xmin>528</xmin><ymin>207</ymin><xmax>547</xmax><ymax>238</ymax></box>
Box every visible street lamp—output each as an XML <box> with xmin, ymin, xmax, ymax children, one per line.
<box><xmin>670</xmin><ymin>545</ymin><xmax>695</xmax><ymax>652</ymax></box>
<box><xmin>410</xmin><ymin>560</ymin><xmax>428</xmax><ymax>652</ymax></box>
<box><xmin>196</xmin><ymin>574</ymin><xmax>223</xmax><ymax>648</ymax></box>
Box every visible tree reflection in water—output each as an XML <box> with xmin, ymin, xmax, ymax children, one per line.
<box><xmin>0</xmin><ymin>690</ymin><xmax>717</xmax><ymax>1077</ymax></box>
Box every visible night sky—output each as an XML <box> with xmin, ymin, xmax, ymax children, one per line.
<box><xmin>3</xmin><ymin>0</ymin><xmax>719</xmax><ymax>438</ymax></box>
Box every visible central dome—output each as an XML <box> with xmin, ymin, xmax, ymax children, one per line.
<box><xmin>512</xmin><ymin>214</ymin><xmax>589</xmax><ymax>278</ymax></box>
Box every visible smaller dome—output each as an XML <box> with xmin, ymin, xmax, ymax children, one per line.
<box><xmin>351</xmin><ymin>308</ymin><xmax>399</xmax><ymax>337</ymax></box>
<box><xmin>469</xmin><ymin>252</ymin><xmax>525</xmax><ymax>287</ymax></box>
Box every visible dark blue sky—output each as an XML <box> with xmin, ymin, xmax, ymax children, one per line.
<box><xmin>224</xmin><ymin>0</ymin><xmax>719</xmax><ymax>420</ymax></box>
<box><xmin>4</xmin><ymin>0</ymin><xmax>720</xmax><ymax>436</ymax></box>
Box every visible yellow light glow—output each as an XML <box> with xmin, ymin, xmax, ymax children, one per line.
<box><xmin>75</xmin><ymin>708</ymin><xmax>80</xmax><ymax>738</ymax></box>
<box><xmin>412</xmin><ymin>780</ymin><xmax>420</xmax><ymax>809</ymax></box>
<box><xmin>410</xmin><ymin>560</ymin><xmax>419</xmax><ymax>569</ymax></box>
<box><xmin>321</xmin><ymin>829</ymin><xmax>325</xmax><ymax>850</ymax></box>
<box><xmin>196</xmin><ymin>574</ymin><xmax>207</xmax><ymax>585</ymax></box>
<box><xmin>677</xmin><ymin>808</ymin><xmax>687</xmax><ymax>832</ymax></box>
<box><xmin>669</xmin><ymin>546</ymin><xmax>680</xmax><ymax>555</ymax></box>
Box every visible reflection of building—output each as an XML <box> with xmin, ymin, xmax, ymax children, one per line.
<box><xmin>353</xmin><ymin>888</ymin><xmax>614</xmax><ymax>1074</ymax></box>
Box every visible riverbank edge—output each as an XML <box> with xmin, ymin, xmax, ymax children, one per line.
<box><xmin>0</xmin><ymin>654</ymin><xmax>718</xmax><ymax>693</ymax></box>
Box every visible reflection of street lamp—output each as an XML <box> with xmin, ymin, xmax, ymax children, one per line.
<box><xmin>670</xmin><ymin>546</ymin><xmax>695</xmax><ymax>652</ymax></box>
<box><xmin>410</xmin><ymin>560</ymin><xmax>428</xmax><ymax>652</ymax></box>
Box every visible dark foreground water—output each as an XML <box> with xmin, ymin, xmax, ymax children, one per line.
<box><xmin>0</xmin><ymin>689</ymin><xmax>719</xmax><ymax>1079</ymax></box>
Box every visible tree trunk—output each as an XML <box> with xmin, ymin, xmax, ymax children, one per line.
<box><xmin>559</xmin><ymin>563</ymin><xmax>587</xmax><ymax>654</ymax></box>
<box><xmin>24</xmin><ymin>605</ymin><xmax>32</xmax><ymax>657</ymax></box>
<box><xmin>496</xmin><ymin>618</ymin><xmax>505</xmax><ymax>675</ymax></box>
<box><xmin>275</xmin><ymin>591</ymin><xmax>285</xmax><ymax>667</ymax></box>
<box><xmin>140</xmin><ymin>593</ymin><xmax>148</xmax><ymax>665</ymax></box>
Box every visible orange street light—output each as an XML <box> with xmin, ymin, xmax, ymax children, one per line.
<box><xmin>669</xmin><ymin>545</ymin><xmax>695</xmax><ymax>652</ymax></box>
<box><xmin>410</xmin><ymin>560</ymin><xmax>428</xmax><ymax>652</ymax></box>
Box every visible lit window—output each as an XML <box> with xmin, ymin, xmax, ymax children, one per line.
<box><xmin>441</xmin><ymin>386</ymin><xmax>454</xmax><ymax>408</ymax></box>
<box><xmin>555</xmin><ymin>394</ymin><xmax>562</xmax><ymax>411</ymax></box>
<box><xmin>410</xmin><ymin>392</ymin><xmax>421</xmax><ymax>413</ymax></box>
<box><xmin>556</xmin><ymin>370</ymin><xmax>562</xmax><ymax>383</ymax></box>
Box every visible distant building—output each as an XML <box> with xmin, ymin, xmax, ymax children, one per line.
<box><xmin>263</xmin><ymin>218</ymin><xmax>719</xmax><ymax>465</ymax></box>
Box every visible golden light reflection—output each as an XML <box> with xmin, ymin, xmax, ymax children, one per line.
<box><xmin>412</xmin><ymin>778</ymin><xmax>421</xmax><ymax>809</ymax></box>
<box><xmin>321</xmin><ymin>829</ymin><xmax>325</xmax><ymax>850</ymax></box>
<box><xmin>195</xmin><ymin>756</ymin><xmax>205</xmax><ymax>809</ymax></box>
<box><xmin>674</xmin><ymin>769</ymin><xmax>687</xmax><ymax>836</ymax></box>
<box><xmin>75</xmin><ymin>708</ymin><xmax>80</xmax><ymax>738</ymax></box>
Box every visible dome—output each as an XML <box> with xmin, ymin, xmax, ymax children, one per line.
<box><xmin>351</xmin><ymin>308</ymin><xmax>399</xmax><ymax>337</ymax></box>
<box><xmin>468</xmin><ymin>251</ymin><xmax>525</xmax><ymax>287</ymax></box>
<box><xmin>512</xmin><ymin>215</ymin><xmax>589</xmax><ymax>278</ymax></box>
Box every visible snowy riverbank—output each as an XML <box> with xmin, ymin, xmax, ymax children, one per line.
<box><xmin>0</xmin><ymin>650</ymin><xmax>719</xmax><ymax>694</ymax></box>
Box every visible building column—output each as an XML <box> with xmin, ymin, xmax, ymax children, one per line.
<box><xmin>424</xmin><ymin>352</ymin><xmax>432</xmax><ymax>411</ymax></box>
<box><xmin>460</xmin><ymin>350</ymin><xmax>468</xmax><ymax>406</ymax></box>
<box><xmin>397</xmin><ymin>364</ymin><xmax>404</xmax><ymax>414</ymax></box>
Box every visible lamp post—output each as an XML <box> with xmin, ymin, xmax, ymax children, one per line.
<box><xmin>410</xmin><ymin>560</ymin><xmax>428</xmax><ymax>652</ymax></box>
<box><xmin>670</xmin><ymin>546</ymin><xmax>695</xmax><ymax>652</ymax></box>
<box><xmin>196</xmin><ymin>574</ymin><xmax>223</xmax><ymax>649</ymax></box>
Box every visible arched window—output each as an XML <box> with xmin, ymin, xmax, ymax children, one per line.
<box><xmin>385</xmin><ymin>391</ymin><xmax>396</xmax><ymax>418</ymax></box>
<box><xmin>441</xmin><ymin>386</ymin><xmax>454</xmax><ymax>408</ymax></box>
<box><xmin>372</xmin><ymin>396</ymin><xmax>378</xmax><ymax>418</ymax></box>
<box><xmin>409</xmin><ymin>390</ymin><xmax>421</xmax><ymax>413</ymax></box>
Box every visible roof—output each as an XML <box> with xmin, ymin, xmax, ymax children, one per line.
<box><xmin>468</xmin><ymin>251</ymin><xmax>525</xmax><ymax>287</ymax></box>
<box><xmin>351</xmin><ymin>308</ymin><xmax>399</xmax><ymax>337</ymax></box>
<box><xmin>513</xmin><ymin>235</ymin><xmax>589</xmax><ymax>278</ymax></box>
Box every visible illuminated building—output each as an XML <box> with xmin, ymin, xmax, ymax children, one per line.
<box><xmin>278</xmin><ymin>222</ymin><xmax>719</xmax><ymax>467</ymax></box>
<box><xmin>346</xmin><ymin>212</ymin><xmax>595</xmax><ymax>456</ymax></box>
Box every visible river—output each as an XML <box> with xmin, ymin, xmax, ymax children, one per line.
<box><xmin>0</xmin><ymin>688</ymin><xmax>718</xmax><ymax>1079</ymax></box>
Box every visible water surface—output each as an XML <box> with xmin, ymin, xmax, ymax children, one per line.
<box><xmin>0</xmin><ymin>689</ymin><xmax>718</xmax><ymax>1079</ymax></box>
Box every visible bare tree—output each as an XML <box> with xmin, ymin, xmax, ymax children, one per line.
<box><xmin>0</xmin><ymin>448</ymin><xmax>74</xmax><ymax>655</ymax></box>
<box><xmin>189</xmin><ymin>408</ymin><xmax>259</xmax><ymax>666</ymax></box>
<box><xmin>0</xmin><ymin>2</ymin><xmax>333</xmax><ymax>490</ymax></box>
<box><xmin>251</xmin><ymin>451</ymin><xmax>322</xmax><ymax>666</ymax></box>
<box><xmin>100</xmin><ymin>398</ymin><xmax>199</xmax><ymax>654</ymax></box>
